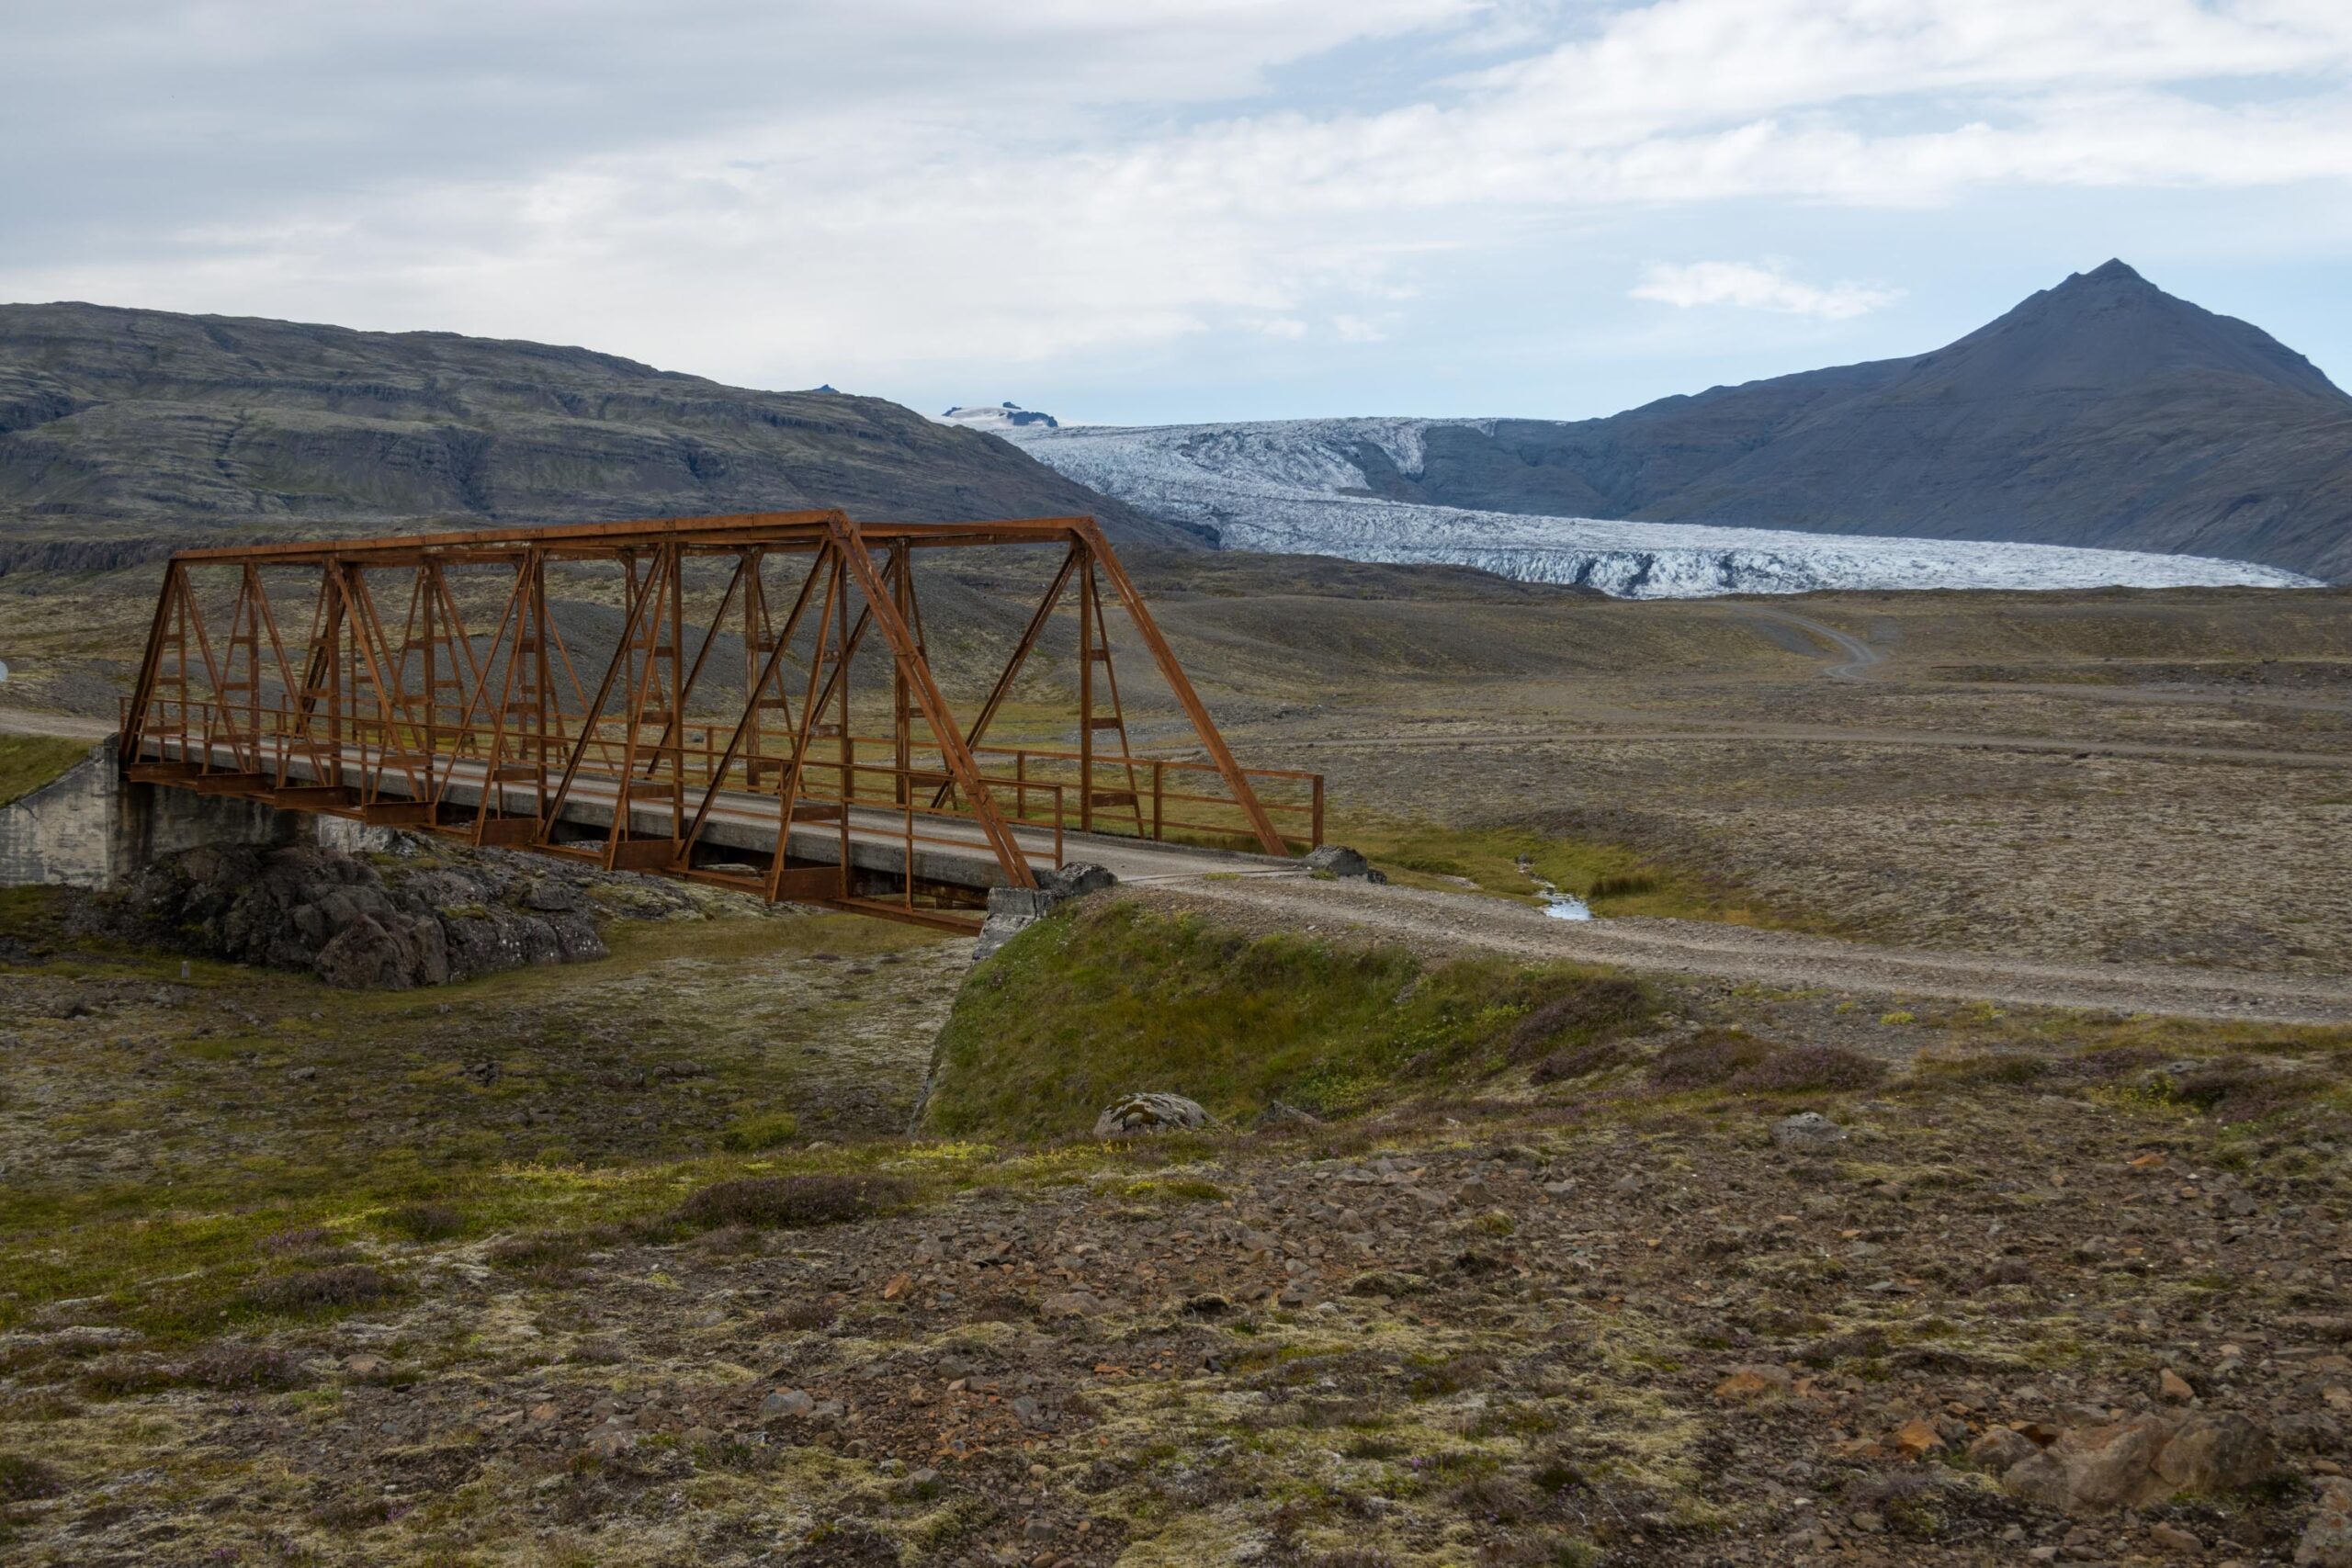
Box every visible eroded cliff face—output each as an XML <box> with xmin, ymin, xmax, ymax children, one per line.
<box><xmin>0</xmin><ymin>302</ymin><xmax>1202</xmax><ymax>547</ymax></box>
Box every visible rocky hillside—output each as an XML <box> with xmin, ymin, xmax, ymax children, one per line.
<box><xmin>0</xmin><ymin>303</ymin><xmax>1200</xmax><ymax>551</ymax></box>
<box><xmin>1363</xmin><ymin>262</ymin><xmax>2352</xmax><ymax>581</ymax></box>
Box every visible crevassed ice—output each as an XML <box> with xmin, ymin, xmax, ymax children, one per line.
<box><xmin>996</xmin><ymin>417</ymin><xmax>2320</xmax><ymax>601</ymax></box>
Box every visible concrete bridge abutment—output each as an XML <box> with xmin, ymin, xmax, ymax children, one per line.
<box><xmin>0</xmin><ymin>738</ymin><xmax>311</xmax><ymax>890</ymax></box>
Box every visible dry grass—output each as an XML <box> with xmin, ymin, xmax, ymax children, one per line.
<box><xmin>1530</xmin><ymin>1040</ymin><xmax>1635</xmax><ymax>1085</ymax></box>
<box><xmin>239</xmin><ymin>1265</ymin><xmax>399</xmax><ymax>1315</ymax></box>
<box><xmin>1507</xmin><ymin>977</ymin><xmax>1656</xmax><ymax>1059</ymax></box>
<box><xmin>380</xmin><ymin>1201</ymin><xmax>465</xmax><ymax>1241</ymax></box>
<box><xmin>1645</xmin><ymin>1030</ymin><xmax>1776</xmax><ymax>1089</ymax></box>
<box><xmin>0</xmin><ymin>1451</ymin><xmax>66</xmax><ymax>1502</ymax></box>
<box><xmin>181</xmin><ymin>1343</ymin><xmax>312</xmax><ymax>1392</ymax></box>
<box><xmin>1727</xmin><ymin>1043</ymin><xmax>1888</xmax><ymax>1093</ymax></box>
<box><xmin>672</xmin><ymin>1173</ymin><xmax>911</xmax><ymax>1231</ymax></box>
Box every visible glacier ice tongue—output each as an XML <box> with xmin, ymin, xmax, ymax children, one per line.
<box><xmin>992</xmin><ymin>416</ymin><xmax>2320</xmax><ymax>600</ymax></box>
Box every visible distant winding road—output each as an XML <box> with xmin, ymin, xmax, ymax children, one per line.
<box><xmin>1737</xmin><ymin>605</ymin><xmax>1886</xmax><ymax>681</ymax></box>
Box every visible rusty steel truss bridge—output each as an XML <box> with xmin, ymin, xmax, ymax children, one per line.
<box><xmin>119</xmin><ymin>511</ymin><xmax>1321</xmax><ymax>931</ymax></box>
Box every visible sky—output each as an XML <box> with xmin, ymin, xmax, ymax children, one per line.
<box><xmin>6</xmin><ymin>1</ymin><xmax>2351</xmax><ymax>426</ymax></box>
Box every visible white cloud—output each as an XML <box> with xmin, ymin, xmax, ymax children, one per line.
<box><xmin>4</xmin><ymin>1</ymin><xmax>2351</xmax><ymax>392</ymax></box>
<box><xmin>1632</xmin><ymin>260</ymin><xmax>1904</xmax><ymax>318</ymax></box>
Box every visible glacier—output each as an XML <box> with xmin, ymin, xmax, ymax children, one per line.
<box><xmin>961</xmin><ymin>412</ymin><xmax>2322</xmax><ymax>600</ymax></box>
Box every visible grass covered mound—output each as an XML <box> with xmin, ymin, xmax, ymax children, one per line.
<box><xmin>0</xmin><ymin>732</ymin><xmax>93</xmax><ymax>808</ymax></box>
<box><xmin>922</xmin><ymin>899</ymin><xmax>1661</xmax><ymax>1139</ymax></box>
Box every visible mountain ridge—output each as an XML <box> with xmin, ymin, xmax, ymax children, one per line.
<box><xmin>1335</xmin><ymin>261</ymin><xmax>2352</xmax><ymax>580</ymax></box>
<box><xmin>0</xmin><ymin>301</ymin><xmax>1202</xmax><ymax>549</ymax></box>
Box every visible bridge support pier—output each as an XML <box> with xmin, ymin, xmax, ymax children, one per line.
<box><xmin>0</xmin><ymin>737</ymin><xmax>311</xmax><ymax>890</ymax></box>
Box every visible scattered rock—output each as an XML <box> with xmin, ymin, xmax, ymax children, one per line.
<box><xmin>1894</xmin><ymin>1416</ymin><xmax>1945</xmax><ymax>1459</ymax></box>
<box><xmin>1970</xmin><ymin>1426</ymin><xmax>2043</xmax><ymax>1473</ymax></box>
<box><xmin>1715</xmin><ymin>1365</ymin><xmax>1793</xmax><ymax>1400</ymax></box>
<box><xmin>2002</xmin><ymin>1412</ymin><xmax>2278</xmax><ymax>1513</ymax></box>
<box><xmin>584</xmin><ymin>1426</ymin><xmax>637</xmax><ymax>1457</ymax></box>
<box><xmin>1093</xmin><ymin>1092</ymin><xmax>1209</xmax><ymax>1138</ymax></box>
<box><xmin>1303</xmin><ymin>844</ymin><xmax>1385</xmax><ymax>883</ymax></box>
<box><xmin>2149</xmin><ymin>1522</ymin><xmax>2203</xmax><ymax>1555</ymax></box>
<box><xmin>2300</xmin><ymin>1476</ymin><xmax>2352</xmax><ymax>1567</ymax></box>
<box><xmin>2160</xmin><ymin>1368</ymin><xmax>2198</xmax><ymax>1404</ymax></box>
<box><xmin>1771</xmin><ymin>1111</ymin><xmax>1848</xmax><ymax>1151</ymax></box>
<box><xmin>762</xmin><ymin>1388</ymin><xmax>817</xmax><ymax>1418</ymax></box>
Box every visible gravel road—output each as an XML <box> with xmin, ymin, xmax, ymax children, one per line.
<box><xmin>1132</xmin><ymin>874</ymin><xmax>2352</xmax><ymax>1025</ymax></box>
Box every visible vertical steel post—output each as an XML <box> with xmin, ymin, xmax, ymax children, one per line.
<box><xmin>1077</xmin><ymin>541</ymin><xmax>1094</xmax><ymax>834</ymax></box>
<box><xmin>422</xmin><ymin>565</ymin><xmax>439</xmax><ymax>805</ymax></box>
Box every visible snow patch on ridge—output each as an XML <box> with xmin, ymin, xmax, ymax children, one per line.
<box><xmin>938</xmin><ymin>402</ymin><xmax>1060</xmax><ymax>431</ymax></box>
<box><xmin>995</xmin><ymin>417</ymin><xmax>2320</xmax><ymax>600</ymax></box>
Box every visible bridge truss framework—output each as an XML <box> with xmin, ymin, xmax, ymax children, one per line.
<box><xmin>119</xmin><ymin>510</ymin><xmax>1320</xmax><ymax>931</ymax></box>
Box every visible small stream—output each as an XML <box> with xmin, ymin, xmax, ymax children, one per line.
<box><xmin>1516</xmin><ymin>855</ymin><xmax>1593</xmax><ymax>921</ymax></box>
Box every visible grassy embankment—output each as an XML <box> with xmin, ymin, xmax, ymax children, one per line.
<box><xmin>926</xmin><ymin>900</ymin><xmax>1661</xmax><ymax>1140</ymax></box>
<box><xmin>924</xmin><ymin>898</ymin><xmax>2352</xmax><ymax>1142</ymax></box>
<box><xmin>0</xmin><ymin>734</ymin><xmax>94</xmax><ymax>808</ymax></box>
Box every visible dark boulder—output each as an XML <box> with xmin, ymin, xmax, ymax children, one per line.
<box><xmin>96</xmin><ymin>840</ymin><xmax>611</xmax><ymax>988</ymax></box>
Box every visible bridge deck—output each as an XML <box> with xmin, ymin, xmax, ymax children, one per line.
<box><xmin>132</xmin><ymin>734</ymin><xmax>1297</xmax><ymax>925</ymax></box>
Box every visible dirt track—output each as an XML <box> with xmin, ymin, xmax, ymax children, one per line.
<box><xmin>1134</xmin><ymin>874</ymin><xmax>2352</xmax><ymax>1025</ymax></box>
<box><xmin>1269</xmin><ymin>723</ymin><xmax>2352</xmax><ymax>770</ymax></box>
<box><xmin>0</xmin><ymin>705</ymin><xmax>111</xmax><ymax>739</ymax></box>
<box><xmin>1736</xmin><ymin>604</ymin><xmax>1885</xmax><ymax>681</ymax></box>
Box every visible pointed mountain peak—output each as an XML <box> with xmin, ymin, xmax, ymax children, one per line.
<box><xmin>1928</xmin><ymin>258</ymin><xmax>2346</xmax><ymax>410</ymax></box>
<box><xmin>2075</xmin><ymin>258</ymin><xmax>2145</xmax><ymax>286</ymax></box>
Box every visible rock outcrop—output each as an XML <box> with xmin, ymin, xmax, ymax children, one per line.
<box><xmin>89</xmin><ymin>839</ymin><xmax>676</xmax><ymax>987</ymax></box>
<box><xmin>1978</xmin><ymin>1411</ymin><xmax>2279</xmax><ymax>1513</ymax></box>
<box><xmin>1303</xmin><ymin>844</ymin><xmax>1386</xmax><ymax>882</ymax></box>
<box><xmin>1092</xmin><ymin>1092</ymin><xmax>1211</xmax><ymax>1138</ymax></box>
<box><xmin>972</xmin><ymin>863</ymin><xmax>1116</xmax><ymax>963</ymax></box>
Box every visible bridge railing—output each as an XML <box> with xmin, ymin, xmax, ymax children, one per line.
<box><xmin>119</xmin><ymin>692</ymin><xmax>1075</xmax><ymax>876</ymax></box>
<box><xmin>125</xmin><ymin>687</ymin><xmax>1317</xmax><ymax>859</ymax></box>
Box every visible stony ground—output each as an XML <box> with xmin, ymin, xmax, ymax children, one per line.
<box><xmin>1226</xmin><ymin>616</ymin><xmax>2352</xmax><ymax>973</ymax></box>
<box><xmin>6</xmin><ymin>888</ymin><xmax>2352</xmax><ymax>1567</ymax></box>
<box><xmin>7</xmin><ymin>571</ymin><xmax>2352</xmax><ymax>1564</ymax></box>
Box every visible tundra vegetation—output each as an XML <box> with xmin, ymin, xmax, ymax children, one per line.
<box><xmin>5</xmin><ymin>885</ymin><xmax>2351</xmax><ymax>1566</ymax></box>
